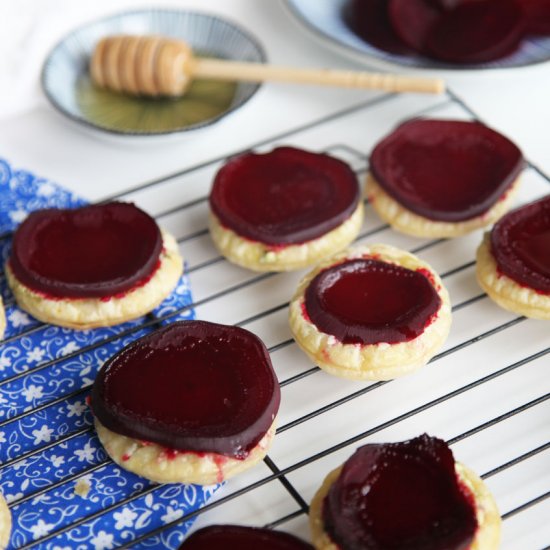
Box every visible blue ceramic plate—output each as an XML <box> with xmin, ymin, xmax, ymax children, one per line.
<box><xmin>42</xmin><ymin>9</ymin><xmax>266</xmax><ymax>137</ymax></box>
<box><xmin>283</xmin><ymin>0</ymin><xmax>550</xmax><ymax>72</ymax></box>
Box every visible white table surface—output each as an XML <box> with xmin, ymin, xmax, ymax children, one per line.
<box><xmin>1</xmin><ymin>1</ymin><xmax>550</xmax><ymax>549</ymax></box>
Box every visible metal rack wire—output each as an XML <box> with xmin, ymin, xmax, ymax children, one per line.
<box><xmin>1</xmin><ymin>88</ymin><xmax>549</xmax><ymax>549</ymax></box>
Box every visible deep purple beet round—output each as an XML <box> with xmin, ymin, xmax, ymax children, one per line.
<box><xmin>209</xmin><ymin>147</ymin><xmax>360</xmax><ymax>246</ymax></box>
<box><xmin>91</xmin><ymin>321</ymin><xmax>280</xmax><ymax>458</ymax></box>
<box><xmin>344</xmin><ymin>0</ymin><xmax>413</xmax><ymax>55</ymax></box>
<box><xmin>427</xmin><ymin>0</ymin><xmax>525</xmax><ymax>63</ymax></box>
<box><xmin>179</xmin><ymin>525</ymin><xmax>313</xmax><ymax>550</ymax></box>
<box><xmin>323</xmin><ymin>435</ymin><xmax>478</xmax><ymax>550</ymax></box>
<box><xmin>304</xmin><ymin>258</ymin><xmax>441</xmax><ymax>345</ymax></box>
<box><xmin>491</xmin><ymin>195</ymin><xmax>550</xmax><ymax>293</ymax></box>
<box><xmin>370</xmin><ymin>119</ymin><xmax>524</xmax><ymax>222</ymax></box>
<box><xmin>520</xmin><ymin>0</ymin><xmax>550</xmax><ymax>34</ymax></box>
<box><xmin>429</xmin><ymin>0</ymin><xmax>463</xmax><ymax>9</ymax></box>
<box><xmin>389</xmin><ymin>0</ymin><xmax>442</xmax><ymax>53</ymax></box>
<box><xmin>9</xmin><ymin>202</ymin><xmax>162</xmax><ymax>299</ymax></box>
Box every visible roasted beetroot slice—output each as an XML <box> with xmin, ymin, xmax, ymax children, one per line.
<box><xmin>519</xmin><ymin>0</ymin><xmax>550</xmax><ymax>34</ymax></box>
<box><xmin>389</xmin><ymin>0</ymin><xmax>442</xmax><ymax>53</ymax></box>
<box><xmin>9</xmin><ymin>202</ymin><xmax>162</xmax><ymax>299</ymax></box>
<box><xmin>430</xmin><ymin>0</ymin><xmax>476</xmax><ymax>9</ymax></box>
<box><xmin>90</xmin><ymin>321</ymin><xmax>280</xmax><ymax>458</ymax></box>
<box><xmin>344</xmin><ymin>0</ymin><xmax>413</xmax><ymax>55</ymax></box>
<box><xmin>370</xmin><ymin>119</ymin><xmax>524</xmax><ymax>222</ymax></box>
<box><xmin>180</xmin><ymin>525</ymin><xmax>313</xmax><ymax>549</ymax></box>
<box><xmin>209</xmin><ymin>146</ymin><xmax>360</xmax><ymax>245</ymax></box>
<box><xmin>304</xmin><ymin>258</ymin><xmax>440</xmax><ymax>345</ymax></box>
<box><xmin>430</xmin><ymin>0</ymin><xmax>459</xmax><ymax>8</ymax></box>
<box><xmin>323</xmin><ymin>435</ymin><xmax>478</xmax><ymax>549</ymax></box>
<box><xmin>427</xmin><ymin>0</ymin><xmax>525</xmax><ymax>63</ymax></box>
<box><xmin>491</xmin><ymin>196</ymin><xmax>550</xmax><ymax>293</ymax></box>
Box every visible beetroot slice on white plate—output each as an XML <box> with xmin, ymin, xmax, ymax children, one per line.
<box><xmin>519</xmin><ymin>0</ymin><xmax>550</xmax><ymax>34</ymax></box>
<box><xmin>429</xmin><ymin>0</ymin><xmax>472</xmax><ymax>9</ymax></box>
<box><xmin>344</xmin><ymin>0</ymin><xmax>413</xmax><ymax>55</ymax></box>
<box><xmin>427</xmin><ymin>0</ymin><xmax>525</xmax><ymax>63</ymax></box>
<box><xmin>389</xmin><ymin>0</ymin><xmax>442</xmax><ymax>53</ymax></box>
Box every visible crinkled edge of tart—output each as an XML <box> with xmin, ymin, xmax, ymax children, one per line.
<box><xmin>289</xmin><ymin>243</ymin><xmax>452</xmax><ymax>381</ymax></box>
<box><xmin>95</xmin><ymin>418</ymin><xmax>276</xmax><ymax>485</ymax></box>
<box><xmin>476</xmin><ymin>233</ymin><xmax>550</xmax><ymax>319</ymax></box>
<box><xmin>6</xmin><ymin>230</ymin><xmax>183</xmax><ymax>329</ymax></box>
<box><xmin>367</xmin><ymin>173</ymin><xmax>520</xmax><ymax>238</ymax></box>
<box><xmin>0</xmin><ymin>492</ymin><xmax>11</xmax><ymax>550</ymax></box>
<box><xmin>209</xmin><ymin>202</ymin><xmax>364</xmax><ymax>272</ymax></box>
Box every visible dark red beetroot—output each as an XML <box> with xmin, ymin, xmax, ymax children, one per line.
<box><xmin>427</xmin><ymin>0</ymin><xmax>525</xmax><ymax>63</ymax></box>
<box><xmin>179</xmin><ymin>525</ymin><xmax>313</xmax><ymax>550</ymax></box>
<box><xmin>304</xmin><ymin>258</ymin><xmax>440</xmax><ymax>345</ymax></box>
<box><xmin>343</xmin><ymin>0</ymin><xmax>413</xmax><ymax>55</ymax></box>
<box><xmin>370</xmin><ymin>119</ymin><xmax>524</xmax><ymax>222</ymax></box>
<box><xmin>209</xmin><ymin>147</ymin><xmax>360</xmax><ymax>246</ymax></box>
<box><xmin>519</xmin><ymin>0</ymin><xmax>550</xmax><ymax>34</ymax></box>
<box><xmin>491</xmin><ymin>195</ymin><xmax>550</xmax><ymax>294</ymax></box>
<box><xmin>91</xmin><ymin>321</ymin><xmax>280</xmax><ymax>459</ymax></box>
<box><xmin>429</xmin><ymin>0</ymin><xmax>463</xmax><ymax>9</ymax></box>
<box><xmin>9</xmin><ymin>202</ymin><xmax>162</xmax><ymax>299</ymax></box>
<box><xmin>389</xmin><ymin>0</ymin><xmax>442</xmax><ymax>53</ymax></box>
<box><xmin>323</xmin><ymin>435</ymin><xmax>478</xmax><ymax>549</ymax></box>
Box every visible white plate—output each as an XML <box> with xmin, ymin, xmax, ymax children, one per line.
<box><xmin>282</xmin><ymin>0</ymin><xmax>550</xmax><ymax>74</ymax></box>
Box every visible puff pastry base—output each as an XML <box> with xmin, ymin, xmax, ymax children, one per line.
<box><xmin>366</xmin><ymin>173</ymin><xmax>520</xmax><ymax>238</ymax></box>
<box><xmin>289</xmin><ymin>244</ymin><xmax>451</xmax><ymax>381</ymax></box>
<box><xmin>0</xmin><ymin>492</ymin><xmax>11</xmax><ymax>550</ymax></box>
<box><xmin>0</xmin><ymin>297</ymin><xmax>5</xmax><ymax>340</ymax></box>
<box><xmin>95</xmin><ymin>418</ymin><xmax>276</xmax><ymax>485</ymax></box>
<box><xmin>476</xmin><ymin>233</ymin><xmax>550</xmax><ymax>319</ymax></box>
<box><xmin>6</xmin><ymin>231</ymin><xmax>183</xmax><ymax>330</ymax></box>
<box><xmin>209</xmin><ymin>202</ymin><xmax>364</xmax><ymax>272</ymax></box>
<box><xmin>309</xmin><ymin>462</ymin><xmax>501</xmax><ymax>550</ymax></box>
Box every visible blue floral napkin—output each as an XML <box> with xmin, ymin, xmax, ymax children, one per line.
<box><xmin>0</xmin><ymin>159</ymin><xmax>219</xmax><ymax>549</ymax></box>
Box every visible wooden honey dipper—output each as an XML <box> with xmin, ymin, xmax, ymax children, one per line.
<box><xmin>91</xmin><ymin>35</ymin><xmax>445</xmax><ymax>97</ymax></box>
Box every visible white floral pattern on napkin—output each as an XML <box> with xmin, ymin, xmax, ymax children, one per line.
<box><xmin>0</xmin><ymin>158</ymin><xmax>219</xmax><ymax>549</ymax></box>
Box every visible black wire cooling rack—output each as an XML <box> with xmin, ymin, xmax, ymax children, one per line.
<box><xmin>1</xmin><ymin>88</ymin><xmax>549</xmax><ymax>549</ymax></box>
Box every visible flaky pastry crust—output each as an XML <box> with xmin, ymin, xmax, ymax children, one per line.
<box><xmin>6</xmin><ymin>231</ymin><xmax>183</xmax><ymax>330</ymax></box>
<box><xmin>95</xmin><ymin>418</ymin><xmax>276</xmax><ymax>485</ymax></box>
<box><xmin>476</xmin><ymin>233</ymin><xmax>550</xmax><ymax>319</ymax></box>
<box><xmin>289</xmin><ymin>244</ymin><xmax>451</xmax><ymax>381</ymax></box>
<box><xmin>309</xmin><ymin>462</ymin><xmax>500</xmax><ymax>550</ymax></box>
<box><xmin>0</xmin><ymin>297</ymin><xmax>5</xmax><ymax>340</ymax></box>
<box><xmin>0</xmin><ymin>492</ymin><xmax>11</xmax><ymax>550</ymax></box>
<box><xmin>209</xmin><ymin>202</ymin><xmax>364</xmax><ymax>272</ymax></box>
<box><xmin>366</xmin><ymin>173</ymin><xmax>521</xmax><ymax>238</ymax></box>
